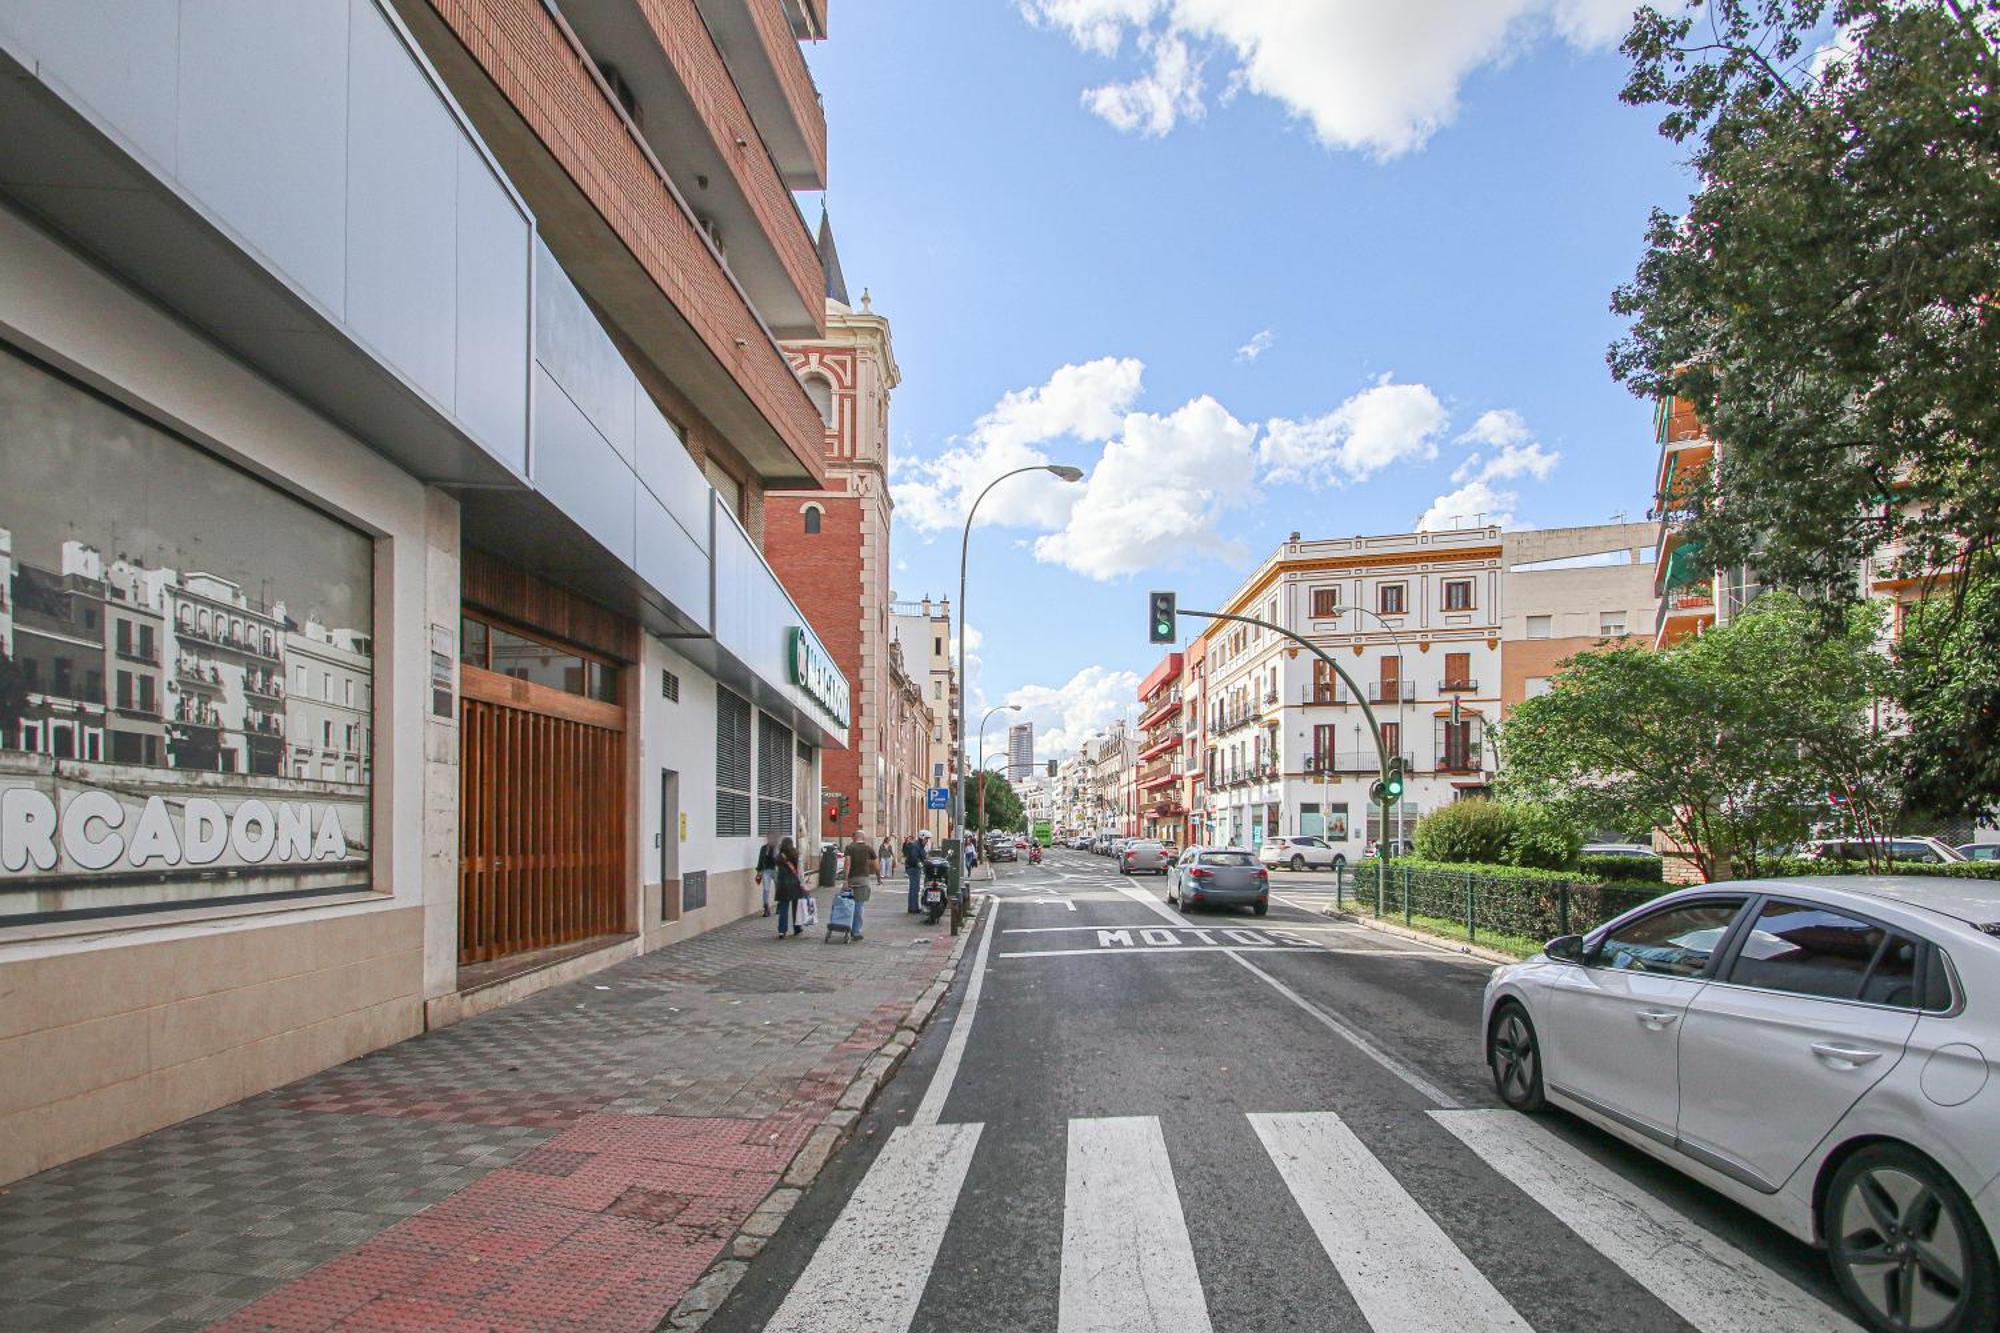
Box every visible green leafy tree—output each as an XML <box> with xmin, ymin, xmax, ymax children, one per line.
<box><xmin>1897</xmin><ymin>564</ymin><xmax>2000</xmax><ymax>816</ymax></box>
<box><xmin>963</xmin><ymin>772</ymin><xmax>1023</xmax><ymax>836</ymax></box>
<box><xmin>1613</xmin><ymin>2</ymin><xmax>2000</xmax><ymax>598</ymax></box>
<box><xmin>1499</xmin><ymin>595</ymin><xmax>1899</xmax><ymax>879</ymax></box>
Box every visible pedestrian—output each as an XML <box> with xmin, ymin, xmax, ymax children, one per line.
<box><xmin>774</xmin><ymin>836</ymin><xmax>805</xmax><ymax>938</ymax></box>
<box><xmin>877</xmin><ymin>834</ymin><xmax>893</xmax><ymax>884</ymax></box>
<box><xmin>756</xmin><ymin>839</ymin><xmax>776</xmax><ymax>918</ymax></box>
<box><xmin>844</xmin><ymin>831</ymin><xmax>876</xmax><ymax>941</ymax></box>
<box><xmin>903</xmin><ymin>833</ymin><xmax>923</xmax><ymax>913</ymax></box>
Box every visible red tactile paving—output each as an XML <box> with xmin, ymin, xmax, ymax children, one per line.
<box><xmin>212</xmin><ymin>1113</ymin><xmax>790</xmax><ymax>1333</ymax></box>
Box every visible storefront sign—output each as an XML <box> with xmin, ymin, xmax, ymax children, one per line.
<box><xmin>787</xmin><ymin>627</ymin><xmax>851</xmax><ymax>729</ymax></box>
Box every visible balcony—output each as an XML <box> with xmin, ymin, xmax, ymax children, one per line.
<box><xmin>692</xmin><ymin>0</ymin><xmax>829</xmax><ymax>190</ymax></box>
<box><xmin>1302</xmin><ymin>682</ymin><xmax>1351</xmax><ymax>707</ymax></box>
<box><xmin>1138</xmin><ymin>731</ymin><xmax>1180</xmax><ymax>764</ymax></box>
<box><xmin>1309</xmin><ymin>750</ymin><xmax>1416</xmax><ymax>775</ymax></box>
<box><xmin>1367</xmin><ymin>681</ymin><xmax>1416</xmax><ymax>704</ymax></box>
<box><xmin>1138</xmin><ymin>690</ymin><xmax>1181</xmax><ymax>732</ymax></box>
<box><xmin>1437</xmin><ymin>678</ymin><xmax>1479</xmax><ymax>693</ymax></box>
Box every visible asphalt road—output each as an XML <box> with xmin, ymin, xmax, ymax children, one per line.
<box><xmin>704</xmin><ymin>850</ymin><xmax>1860</xmax><ymax>1333</ymax></box>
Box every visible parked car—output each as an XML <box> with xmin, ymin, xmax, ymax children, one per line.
<box><xmin>986</xmin><ymin>839</ymin><xmax>1017</xmax><ymax>863</ymax></box>
<box><xmin>1956</xmin><ymin>843</ymin><xmax>2000</xmax><ymax>862</ymax></box>
<box><xmin>1580</xmin><ymin>842</ymin><xmax>1663</xmax><ymax>861</ymax></box>
<box><xmin>1361</xmin><ymin>838</ymin><xmax>1414</xmax><ymax>859</ymax></box>
<box><xmin>1120</xmin><ymin>838</ymin><xmax>1170</xmax><ymax>876</ymax></box>
<box><xmin>1482</xmin><ymin>876</ymin><xmax>2000</xmax><ymax>1333</ymax></box>
<box><xmin>1167</xmin><ymin>847</ymin><xmax>1270</xmax><ymax>915</ymax></box>
<box><xmin>1807</xmin><ymin>836</ymin><xmax>1967</xmax><ymax>865</ymax></box>
<box><xmin>1259</xmin><ymin>835</ymin><xmax>1346</xmax><ymax>872</ymax></box>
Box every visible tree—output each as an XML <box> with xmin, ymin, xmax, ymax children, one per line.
<box><xmin>962</xmin><ymin>772</ymin><xmax>1023</xmax><ymax>836</ymax></box>
<box><xmin>1897</xmin><ymin>563</ymin><xmax>2000</xmax><ymax>816</ymax></box>
<box><xmin>1613</xmin><ymin>2</ymin><xmax>2000</xmax><ymax>597</ymax></box>
<box><xmin>1497</xmin><ymin>595</ymin><xmax>1899</xmax><ymax>879</ymax></box>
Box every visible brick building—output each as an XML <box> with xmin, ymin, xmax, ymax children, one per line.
<box><xmin>764</xmin><ymin>218</ymin><xmax>903</xmax><ymax>844</ymax></box>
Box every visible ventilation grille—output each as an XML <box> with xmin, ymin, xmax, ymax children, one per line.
<box><xmin>661</xmin><ymin>669</ymin><xmax>680</xmax><ymax>702</ymax></box>
<box><xmin>681</xmin><ymin>870</ymin><xmax>708</xmax><ymax>913</ymax></box>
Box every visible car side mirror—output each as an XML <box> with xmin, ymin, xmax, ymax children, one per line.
<box><xmin>1544</xmin><ymin>934</ymin><xmax>1585</xmax><ymax>963</ymax></box>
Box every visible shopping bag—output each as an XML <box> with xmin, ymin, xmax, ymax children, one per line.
<box><xmin>826</xmin><ymin>890</ymin><xmax>856</xmax><ymax>938</ymax></box>
<box><xmin>799</xmin><ymin>894</ymin><xmax>817</xmax><ymax>928</ymax></box>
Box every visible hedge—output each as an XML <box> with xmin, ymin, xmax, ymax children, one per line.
<box><xmin>1754</xmin><ymin>857</ymin><xmax>2000</xmax><ymax>881</ymax></box>
<box><xmin>1344</xmin><ymin>858</ymin><xmax>1663</xmax><ymax>945</ymax></box>
<box><xmin>1577</xmin><ymin>853</ymin><xmax>1666</xmax><ymax>884</ymax></box>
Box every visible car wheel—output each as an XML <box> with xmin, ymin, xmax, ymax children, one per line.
<box><xmin>1289</xmin><ymin>854</ymin><xmax>1305</xmax><ymax>872</ymax></box>
<box><xmin>1487</xmin><ymin>1002</ymin><xmax>1545</xmax><ymax>1112</ymax></box>
<box><xmin>1330</xmin><ymin>855</ymin><xmax>1345</xmax><ymax>871</ymax></box>
<box><xmin>1824</xmin><ymin>1143</ymin><xmax>1999</xmax><ymax>1333</ymax></box>
<box><xmin>1253</xmin><ymin>901</ymin><xmax>1269</xmax><ymax>916</ymax></box>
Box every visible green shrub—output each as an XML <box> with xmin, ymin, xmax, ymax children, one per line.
<box><xmin>1343</xmin><ymin>857</ymin><xmax>1663</xmax><ymax>944</ymax></box>
<box><xmin>1506</xmin><ymin>803</ymin><xmax>1584</xmax><ymax>870</ymax></box>
<box><xmin>1413</xmin><ymin>800</ymin><xmax>1515</xmax><ymax>864</ymax></box>
<box><xmin>1578</xmin><ymin>853</ymin><xmax>1666</xmax><ymax>883</ymax></box>
<box><xmin>1756</xmin><ymin>857</ymin><xmax>2000</xmax><ymax>881</ymax></box>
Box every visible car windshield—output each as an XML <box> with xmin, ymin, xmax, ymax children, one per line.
<box><xmin>1202</xmin><ymin>852</ymin><xmax>1257</xmax><ymax>867</ymax></box>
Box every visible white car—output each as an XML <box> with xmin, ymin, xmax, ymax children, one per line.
<box><xmin>1483</xmin><ymin>876</ymin><xmax>2000</xmax><ymax>1333</ymax></box>
<box><xmin>1258</xmin><ymin>835</ymin><xmax>1346</xmax><ymax>872</ymax></box>
<box><xmin>1808</xmin><ymin>836</ymin><xmax>1968</xmax><ymax>865</ymax></box>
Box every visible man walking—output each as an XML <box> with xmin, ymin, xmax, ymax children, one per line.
<box><xmin>902</xmin><ymin>833</ymin><xmax>923</xmax><ymax>914</ymax></box>
<box><xmin>843</xmin><ymin>832</ymin><xmax>876</xmax><ymax>942</ymax></box>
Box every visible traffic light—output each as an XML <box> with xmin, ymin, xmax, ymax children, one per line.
<box><xmin>1384</xmin><ymin>757</ymin><xmax>1406</xmax><ymax>801</ymax></box>
<box><xmin>1148</xmin><ymin>590</ymin><xmax>1177</xmax><ymax>644</ymax></box>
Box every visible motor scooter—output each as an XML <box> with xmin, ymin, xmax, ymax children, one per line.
<box><xmin>1028</xmin><ymin>844</ymin><xmax>1043</xmax><ymax>865</ymax></box>
<box><xmin>920</xmin><ymin>854</ymin><xmax>951</xmax><ymax>925</ymax></box>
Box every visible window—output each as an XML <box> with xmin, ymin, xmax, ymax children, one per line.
<box><xmin>756</xmin><ymin>712</ymin><xmax>796</xmax><ymax>835</ymax></box>
<box><xmin>321</xmin><ymin>671</ymin><xmax>332</xmax><ymax>702</ymax></box>
<box><xmin>715</xmin><ymin>687</ymin><xmax>753</xmax><ymax>836</ymax></box>
<box><xmin>116</xmin><ymin>670</ymin><xmax>133</xmax><ymax>710</ymax></box>
<box><xmin>1443</xmin><ymin>579</ymin><xmax>1473</xmax><ymax>611</ymax></box>
<box><xmin>1311</xmin><ymin>723</ymin><xmax>1337</xmax><ymax>767</ymax></box>
<box><xmin>464</xmin><ymin>614</ymin><xmax>617</xmax><ymax>702</ymax></box>
<box><xmin>1600</xmin><ymin>611</ymin><xmax>1627</xmax><ymax>637</ymax></box>
<box><xmin>1591</xmin><ymin>899</ymin><xmax>1746</xmax><ymax>977</ymax></box>
<box><xmin>1311</xmin><ymin>587</ymin><xmax>1339</xmax><ymax>618</ymax></box>
<box><xmin>295</xmin><ymin>662</ymin><xmax>309</xmax><ymax>693</ymax></box>
<box><xmin>1379</xmin><ymin>583</ymin><xmax>1406</xmax><ymax>615</ymax></box>
<box><xmin>343</xmin><ymin>679</ymin><xmax>354</xmax><ymax>707</ymax></box>
<box><xmin>803</xmin><ymin>506</ymin><xmax>822</xmax><ymax>535</ymax></box>
<box><xmin>1726</xmin><ymin>900</ymin><xmax>1918</xmax><ymax>1005</ymax></box>
<box><xmin>323</xmin><ymin>721</ymin><xmax>335</xmax><ymax>748</ymax></box>
<box><xmin>1379</xmin><ymin>721</ymin><xmax>1400</xmax><ymax>757</ymax></box>
<box><xmin>1440</xmin><ymin>719</ymin><xmax>1477</xmax><ymax>772</ymax></box>
<box><xmin>1444</xmin><ymin>651</ymin><xmax>1471</xmax><ymax>689</ymax></box>
<box><xmin>116</xmin><ymin>621</ymin><xmax>132</xmax><ymax>656</ymax></box>
<box><xmin>1525</xmin><ymin>615</ymin><xmax>1552</xmax><ymax>640</ymax></box>
<box><xmin>803</xmin><ymin>373</ymin><xmax>835</xmax><ymax>427</ymax></box>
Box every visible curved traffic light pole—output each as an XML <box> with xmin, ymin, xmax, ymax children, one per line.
<box><xmin>1172</xmin><ymin>607</ymin><xmax>1402</xmax><ymax>899</ymax></box>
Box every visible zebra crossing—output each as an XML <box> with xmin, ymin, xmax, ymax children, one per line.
<box><xmin>758</xmin><ymin>1106</ymin><xmax>1859</xmax><ymax>1333</ymax></box>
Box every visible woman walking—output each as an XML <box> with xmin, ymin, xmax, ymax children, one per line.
<box><xmin>877</xmin><ymin>835</ymin><xmax>894</xmax><ymax>885</ymax></box>
<box><xmin>756</xmin><ymin>839</ymin><xmax>776</xmax><ymax>917</ymax></box>
<box><xmin>774</xmin><ymin>836</ymin><xmax>805</xmax><ymax>938</ymax></box>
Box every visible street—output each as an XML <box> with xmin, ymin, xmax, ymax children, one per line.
<box><xmin>708</xmin><ymin>850</ymin><xmax>1856</xmax><ymax>1333</ymax></box>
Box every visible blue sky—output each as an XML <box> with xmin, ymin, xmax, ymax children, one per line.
<box><xmin>801</xmin><ymin>1</ymin><xmax>1694</xmax><ymax>757</ymax></box>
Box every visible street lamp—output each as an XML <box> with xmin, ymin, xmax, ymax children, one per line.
<box><xmin>949</xmin><ymin>464</ymin><xmax>1084</xmax><ymax>923</ymax></box>
<box><xmin>976</xmin><ymin>704</ymin><xmax>1021</xmax><ymax>850</ymax></box>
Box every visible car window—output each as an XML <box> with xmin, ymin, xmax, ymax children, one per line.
<box><xmin>1591</xmin><ymin>899</ymin><xmax>1746</xmax><ymax>977</ymax></box>
<box><xmin>1726</xmin><ymin>900</ymin><xmax>1917</xmax><ymax>1005</ymax></box>
<box><xmin>1890</xmin><ymin>840</ymin><xmax>1942</xmax><ymax>863</ymax></box>
<box><xmin>1202</xmin><ymin>852</ymin><xmax>1258</xmax><ymax>867</ymax></box>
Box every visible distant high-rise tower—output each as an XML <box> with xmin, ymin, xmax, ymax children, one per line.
<box><xmin>1008</xmin><ymin>722</ymin><xmax>1034</xmax><ymax>782</ymax></box>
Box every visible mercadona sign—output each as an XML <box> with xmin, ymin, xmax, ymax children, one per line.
<box><xmin>788</xmin><ymin>626</ymin><xmax>851</xmax><ymax>730</ymax></box>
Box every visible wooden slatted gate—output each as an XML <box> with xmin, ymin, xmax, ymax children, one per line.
<box><xmin>458</xmin><ymin>667</ymin><xmax>626</xmax><ymax>965</ymax></box>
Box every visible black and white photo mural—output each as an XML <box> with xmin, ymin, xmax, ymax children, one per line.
<box><xmin>0</xmin><ymin>348</ymin><xmax>374</xmax><ymax>926</ymax></box>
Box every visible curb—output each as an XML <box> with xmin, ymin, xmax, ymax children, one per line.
<box><xmin>663</xmin><ymin>897</ymin><xmax>987</xmax><ymax>1329</ymax></box>
<box><xmin>1318</xmin><ymin>904</ymin><xmax>1519</xmax><ymax>967</ymax></box>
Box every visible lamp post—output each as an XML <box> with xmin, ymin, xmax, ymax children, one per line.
<box><xmin>948</xmin><ymin>464</ymin><xmax>1084</xmax><ymax>927</ymax></box>
<box><xmin>1329</xmin><ymin>604</ymin><xmax>1412</xmax><ymax>854</ymax></box>
<box><xmin>976</xmin><ymin>704</ymin><xmax>1021</xmax><ymax>854</ymax></box>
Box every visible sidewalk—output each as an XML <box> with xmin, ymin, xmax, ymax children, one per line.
<box><xmin>0</xmin><ymin>893</ymin><xmax>974</xmax><ymax>1332</ymax></box>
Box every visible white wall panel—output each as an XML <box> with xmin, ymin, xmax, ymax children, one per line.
<box><xmin>636</xmin><ymin>490</ymin><xmax>711</xmax><ymax>632</ymax></box>
<box><xmin>0</xmin><ymin>0</ymin><xmax>180</xmax><ymax>172</ymax></box>
<box><xmin>533</xmin><ymin>241</ymin><xmax>634</xmax><ymax>463</ymax></box>
<box><xmin>453</xmin><ymin>140</ymin><xmax>530</xmax><ymax>472</ymax></box>
<box><xmin>532</xmin><ymin>363</ymin><xmax>636</xmax><ymax>565</ymax></box>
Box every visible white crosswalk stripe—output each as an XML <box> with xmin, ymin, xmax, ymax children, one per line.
<box><xmin>1430</xmin><ymin>1110</ymin><xmax>1861</xmax><ymax>1333</ymax></box>
<box><xmin>1059</xmin><ymin>1116</ymin><xmax>1214</xmax><ymax>1333</ymax></box>
<box><xmin>762</xmin><ymin>1122</ymin><xmax>983</xmax><ymax>1333</ymax></box>
<box><xmin>1250</xmin><ymin>1110</ymin><xmax>1532</xmax><ymax>1332</ymax></box>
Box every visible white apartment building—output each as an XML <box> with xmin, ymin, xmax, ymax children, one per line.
<box><xmin>889</xmin><ymin>596</ymin><xmax>957</xmax><ymax>839</ymax></box>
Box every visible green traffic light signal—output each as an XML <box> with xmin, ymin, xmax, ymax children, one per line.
<box><xmin>1148</xmin><ymin>591</ymin><xmax>1177</xmax><ymax>644</ymax></box>
<box><xmin>1384</xmin><ymin>758</ymin><xmax>1406</xmax><ymax>800</ymax></box>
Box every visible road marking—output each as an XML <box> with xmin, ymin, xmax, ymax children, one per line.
<box><xmin>1115</xmin><ymin>884</ymin><xmax>1186</xmax><ymax>924</ymax></box>
<box><xmin>1252</xmin><ymin>1111</ymin><xmax>1529</xmax><ymax>1333</ymax></box>
<box><xmin>1059</xmin><ymin>1117</ymin><xmax>1213</xmax><ymax>1333</ymax></box>
<box><xmin>999</xmin><ymin>944</ymin><xmax>1322</xmax><ymax>959</ymax></box>
<box><xmin>1429</xmin><ymin>1111</ymin><xmax>1861</xmax><ymax>1333</ymax></box>
<box><xmin>1227</xmin><ymin>952</ymin><xmax>1459</xmax><ymax>1108</ymax></box>
<box><xmin>912</xmin><ymin>901</ymin><xmax>998</xmax><ymax>1128</ymax></box>
<box><xmin>1012</xmin><ymin>896</ymin><xmax>1077</xmax><ymax>910</ymax></box>
<box><xmin>762</xmin><ymin>1123</ymin><xmax>982</xmax><ymax>1333</ymax></box>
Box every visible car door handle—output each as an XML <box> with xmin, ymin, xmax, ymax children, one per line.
<box><xmin>1810</xmin><ymin>1043</ymin><xmax>1883</xmax><ymax>1069</ymax></box>
<box><xmin>1635</xmin><ymin>1009</ymin><xmax>1680</xmax><ymax>1030</ymax></box>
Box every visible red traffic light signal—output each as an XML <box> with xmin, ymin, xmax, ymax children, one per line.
<box><xmin>826</xmin><ymin>802</ymin><xmax>841</xmax><ymax>822</ymax></box>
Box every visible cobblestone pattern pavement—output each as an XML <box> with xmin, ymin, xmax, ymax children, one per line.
<box><xmin>0</xmin><ymin>898</ymin><xmax>961</xmax><ymax>1332</ymax></box>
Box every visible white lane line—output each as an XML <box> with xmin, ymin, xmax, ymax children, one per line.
<box><xmin>1000</xmin><ymin>944</ymin><xmax>1322</xmax><ymax>959</ymax></box>
<box><xmin>763</xmin><ymin>1122</ymin><xmax>983</xmax><ymax>1333</ymax></box>
<box><xmin>1115</xmin><ymin>884</ymin><xmax>1185</xmax><ymax>924</ymax></box>
<box><xmin>1430</xmin><ymin>1111</ymin><xmax>1861</xmax><ymax>1333</ymax></box>
<box><xmin>1227</xmin><ymin>952</ymin><xmax>1458</xmax><ymax>1109</ymax></box>
<box><xmin>1252</xmin><ymin>1111</ymin><xmax>1529</xmax><ymax>1333</ymax></box>
<box><xmin>911</xmin><ymin>901</ymin><xmax>998</xmax><ymax>1128</ymax></box>
<box><xmin>1012</xmin><ymin>897</ymin><xmax>1078</xmax><ymax>911</ymax></box>
<box><xmin>1059</xmin><ymin>1117</ymin><xmax>1214</xmax><ymax>1333</ymax></box>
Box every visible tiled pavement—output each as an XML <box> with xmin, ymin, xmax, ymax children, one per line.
<box><xmin>0</xmin><ymin>896</ymin><xmax>965</xmax><ymax>1332</ymax></box>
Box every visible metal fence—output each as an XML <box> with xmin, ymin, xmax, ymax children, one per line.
<box><xmin>1332</xmin><ymin>862</ymin><xmax>1665</xmax><ymax>950</ymax></box>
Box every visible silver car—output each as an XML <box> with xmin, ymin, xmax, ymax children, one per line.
<box><xmin>1482</xmin><ymin>876</ymin><xmax>2000</xmax><ymax>1333</ymax></box>
<box><xmin>1119</xmin><ymin>838</ymin><xmax>1170</xmax><ymax>875</ymax></box>
<box><xmin>1167</xmin><ymin>847</ymin><xmax>1270</xmax><ymax>915</ymax></box>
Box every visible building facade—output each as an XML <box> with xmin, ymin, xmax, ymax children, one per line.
<box><xmin>1501</xmin><ymin>523</ymin><xmax>1658</xmax><ymax>714</ymax></box>
<box><xmin>0</xmin><ymin>0</ymin><xmax>852</xmax><ymax>1185</ymax></box>
<box><xmin>883</xmin><ymin>639</ymin><xmax>934</xmax><ymax>843</ymax></box>
<box><xmin>889</xmin><ymin>596</ymin><xmax>956</xmax><ymax>839</ymax></box>
<box><xmin>1007</xmin><ymin>721</ymin><xmax>1035</xmax><ymax>782</ymax></box>
<box><xmin>1135</xmin><ymin>652</ymin><xmax>1187</xmax><ymax>844</ymax></box>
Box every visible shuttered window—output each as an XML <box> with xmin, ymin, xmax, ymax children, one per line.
<box><xmin>716</xmin><ymin>687</ymin><xmax>752</xmax><ymax>836</ymax></box>
<box><xmin>757</xmin><ymin>712</ymin><xmax>795</xmax><ymax>835</ymax></box>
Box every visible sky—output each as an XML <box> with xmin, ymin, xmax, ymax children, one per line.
<box><xmin>800</xmin><ymin>0</ymin><xmax>1695</xmax><ymax>762</ymax></box>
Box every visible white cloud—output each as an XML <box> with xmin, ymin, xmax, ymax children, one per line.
<box><xmin>1258</xmin><ymin>377</ymin><xmax>1449</xmax><ymax>486</ymax></box>
<box><xmin>1005</xmin><ymin>665</ymin><xmax>1143</xmax><ymax>758</ymax></box>
<box><xmin>893</xmin><ymin>357</ymin><xmax>1144</xmax><ymax>534</ymax></box>
<box><xmin>1419</xmin><ymin>415</ymin><xmax>1561</xmax><ymax>531</ymax></box>
<box><xmin>1235</xmin><ymin>327</ymin><xmax>1276</xmax><ymax>362</ymax></box>
<box><xmin>1026</xmin><ymin>0</ymin><xmax>1664</xmax><ymax>157</ymax></box>
<box><xmin>1033</xmin><ymin>395</ymin><xmax>1259</xmax><ymax>580</ymax></box>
